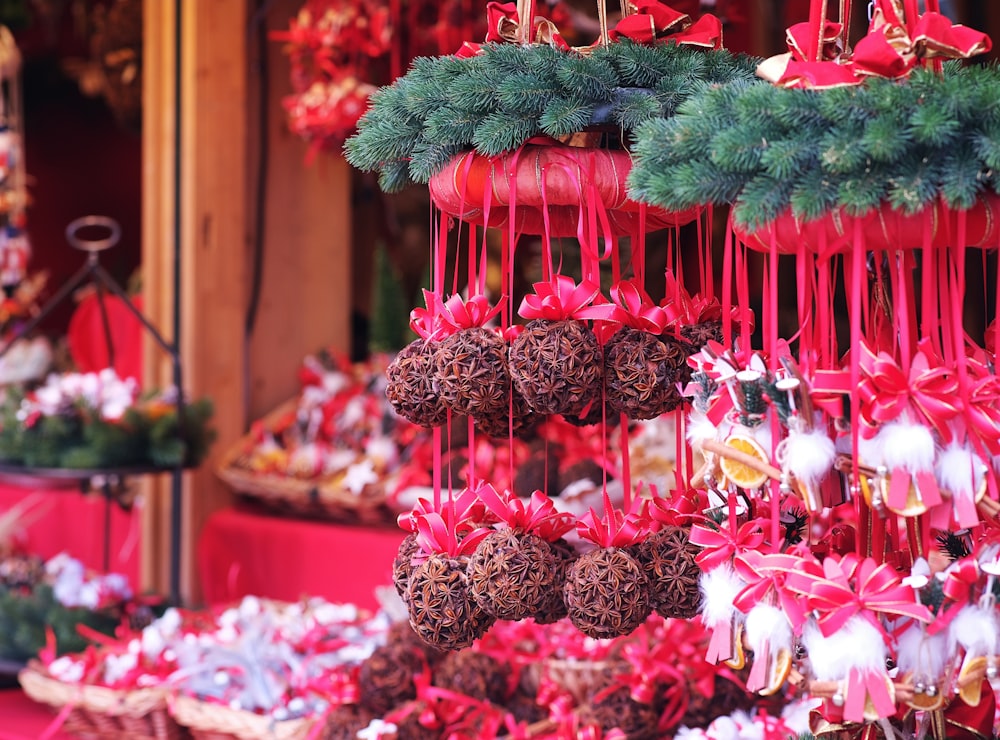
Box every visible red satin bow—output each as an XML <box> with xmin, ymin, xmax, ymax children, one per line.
<box><xmin>689</xmin><ymin>517</ymin><xmax>767</xmax><ymax>570</ymax></box>
<box><xmin>965</xmin><ymin>372</ymin><xmax>1000</xmax><ymax>457</ymax></box>
<box><xmin>646</xmin><ymin>486</ymin><xmax>700</xmax><ymax>529</ymax></box>
<box><xmin>475</xmin><ymin>484</ymin><xmax>576</xmax><ymax>541</ymax></box>
<box><xmin>397</xmin><ymin>487</ymin><xmax>491</xmax><ymax>534</ymax></box>
<box><xmin>857</xmin><ymin>342</ymin><xmax>960</xmax><ymax>441</ymax></box>
<box><xmin>483</xmin><ymin>1</ymin><xmax>570</xmax><ymax>48</ymax></box>
<box><xmin>732</xmin><ymin>551</ymin><xmax>820</xmax><ymax>631</ymax></box>
<box><xmin>410</xmin><ymin>289</ymin><xmax>444</xmax><ymax>340</ymax></box>
<box><xmin>792</xmin><ymin>554</ymin><xmax>933</xmax><ymax>638</ymax></box>
<box><xmin>576</xmin><ymin>502</ymin><xmax>648</xmax><ymax>548</ymax></box>
<box><xmin>414</xmin><ymin>511</ymin><xmax>492</xmax><ymax>558</ymax></box>
<box><xmin>928</xmin><ymin>557</ymin><xmax>982</xmax><ymax>635</ymax></box>
<box><xmin>518</xmin><ymin>275</ymin><xmax>602</xmax><ymax>321</ymax></box>
<box><xmin>610</xmin><ymin>1</ymin><xmax>723</xmax><ymax>49</ymax></box>
<box><xmin>608</xmin><ymin>279</ymin><xmax>670</xmax><ymax>333</ymax></box>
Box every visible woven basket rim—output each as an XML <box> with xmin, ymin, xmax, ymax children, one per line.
<box><xmin>19</xmin><ymin>662</ymin><xmax>170</xmax><ymax>717</ymax></box>
<box><xmin>171</xmin><ymin>694</ymin><xmax>315</xmax><ymax>740</ymax></box>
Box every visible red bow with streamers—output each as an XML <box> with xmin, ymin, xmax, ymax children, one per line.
<box><xmin>928</xmin><ymin>557</ymin><xmax>981</xmax><ymax>635</ymax></box>
<box><xmin>411</xmin><ymin>291</ymin><xmax>502</xmax><ymax>340</ymax></box>
<box><xmin>519</xmin><ymin>275</ymin><xmax>602</xmax><ymax>321</ymax></box>
<box><xmin>732</xmin><ymin>551</ymin><xmax>819</xmax><ymax>632</ymax></box>
<box><xmin>857</xmin><ymin>343</ymin><xmax>960</xmax><ymax>440</ymax></box>
<box><xmin>689</xmin><ymin>517</ymin><xmax>767</xmax><ymax>570</ymax></box>
<box><xmin>576</xmin><ymin>501</ymin><xmax>648</xmax><ymax>548</ymax></box>
<box><xmin>601</xmin><ymin>279</ymin><xmax>671</xmax><ymax>333</ymax></box>
<box><xmin>790</xmin><ymin>554</ymin><xmax>933</xmax><ymax>638</ymax></box>
<box><xmin>483</xmin><ymin>1</ymin><xmax>569</xmax><ymax>48</ymax></box>
<box><xmin>475</xmin><ymin>484</ymin><xmax>576</xmax><ymax>541</ymax></box>
<box><xmin>646</xmin><ymin>486</ymin><xmax>700</xmax><ymax>529</ymax></box>
<box><xmin>409</xmin><ymin>289</ymin><xmax>444</xmax><ymax>340</ymax></box>
<box><xmin>609</xmin><ymin>1</ymin><xmax>723</xmax><ymax>49</ymax></box>
<box><xmin>397</xmin><ymin>487</ymin><xmax>491</xmax><ymax>534</ymax></box>
<box><xmin>965</xmin><ymin>371</ymin><xmax>1000</xmax><ymax>456</ymax></box>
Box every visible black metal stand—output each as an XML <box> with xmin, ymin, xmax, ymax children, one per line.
<box><xmin>0</xmin><ymin>216</ymin><xmax>186</xmax><ymax>607</ymax></box>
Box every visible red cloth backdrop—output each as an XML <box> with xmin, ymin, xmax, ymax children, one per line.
<box><xmin>0</xmin><ymin>483</ymin><xmax>141</xmax><ymax>586</ymax></box>
<box><xmin>0</xmin><ymin>689</ymin><xmax>75</xmax><ymax>740</ymax></box>
<box><xmin>197</xmin><ymin>506</ymin><xmax>405</xmax><ymax>611</ymax></box>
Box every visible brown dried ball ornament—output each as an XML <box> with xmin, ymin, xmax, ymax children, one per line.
<box><xmin>321</xmin><ymin>703</ymin><xmax>376</xmax><ymax>740</ymax></box>
<box><xmin>628</xmin><ymin>525</ymin><xmax>703</xmax><ymax>619</ymax></box>
<box><xmin>433</xmin><ymin>649</ymin><xmax>511</xmax><ymax>705</ymax></box>
<box><xmin>358</xmin><ymin>642</ymin><xmax>427</xmax><ymax>715</ymax></box>
<box><xmin>563</xmin><ymin>547</ymin><xmax>651</xmax><ymax>639</ymax></box>
<box><xmin>386</xmin><ymin>339</ymin><xmax>448</xmax><ymax>428</ymax></box>
<box><xmin>407</xmin><ymin>553</ymin><xmax>495</xmax><ymax>650</ymax></box>
<box><xmin>533</xmin><ymin>537</ymin><xmax>576</xmax><ymax>624</ymax></box>
<box><xmin>392</xmin><ymin>532</ymin><xmax>420</xmax><ymax>603</ymax></box>
<box><xmin>474</xmin><ymin>385</ymin><xmax>539</xmax><ymax>439</ymax></box>
<box><xmin>468</xmin><ymin>529</ymin><xmax>559</xmax><ymax>621</ymax></box>
<box><xmin>386</xmin><ymin>619</ymin><xmax>447</xmax><ymax>668</ymax></box>
<box><xmin>577</xmin><ymin>685</ymin><xmax>661</xmax><ymax>740</ymax></box>
<box><xmin>382</xmin><ymin>703</ymin><xmax>441</xmax><ymax>740</ymax></box>
<box><xmin>434</xmin><ymin>327</ymin><xmax>510</xmax><ymax>417</ymax></box>
<box><xmin>513</xmin><ymin>450</ymin><xmax>560</xmax><ymax>498</ymax></box>
<box><xmin>681</xmin><ymin>675</ymin><xmax>756</xmax><ymax>729</ymax></box>
<box><xmin>509</xmin><ymin>319</ymin><xmax>603</xmax><ymax>417</ymax></box>
<box><xmin>604</xmin><ymin>327</ymin><xmax>684</xmax><ymax>420</ymax></box>
<box><xmin>680</xmin><ymin>319</ymin><xmax>724</xmax><ymax>350</ymax></box>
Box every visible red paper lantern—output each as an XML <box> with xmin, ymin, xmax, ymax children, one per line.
<box><xmin>429</xmin><ymin>143</ymin><xmax>699</xmax><ymax>237</ymax></box>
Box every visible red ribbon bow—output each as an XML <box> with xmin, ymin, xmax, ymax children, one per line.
<box><xmin>928</xmin><ymin>557</ymin><xmax>981</xmax><ymax>635</ymax></box>
<box><xmin>475</xmin><ymin>484</ymin><xmax>576</xmax><ymax>541</ymax></box>
<box><xmin>964</xmin><ymin>371</ymin><xmax>1000</xmax><ymax>457</ymax></box>
<box><xmin>576</xmin><ymin>498</ymin><xmax>649</xmax><ymax>549</ymax></box>
<box><xmin>610</xmin><ymin>1</ymin><xmax>723</xmax><ymax>50</ymax></box>
<box><xmin>791</xmin><ymin>554</ymin><xmax>933</xmax><ymax>638</ymax></box>
<box><xmin>857</xmin><ymin>342</ymin><xmax>961</xmax><ymax>441</ymax></box>
<box><xmin>413</xmin><ymin>511</ymin><xmax>492</xmax><ymax>558</ymax></box>
<box><xmin>518</xmin><ymin>275</ymin><xmax>603</xmax><ymax>321</ymax></box>
<box><xmin>439</xmin><ymin>293</ymin><xmax>503</xmax><ymax>333</ymax></box>
<box><xmin>484</xmin><ymin>1</ymin><xmax>570</xmax><ymax>48</ymax></box>
<box><xmin>409</xmin><ymin>289</ymin><xmax>444</xmax><ymax>340</ymax></box>
<box><xmin>646</xmin><ymin>485</ymin><xmax>700</xmax><ymax>529</ymax></box>
<box><xmin>603</xmin><ymin>279</ymin><xmax>671</xmax><ymax>333</ymax></box>
<box><xmin>732</xmin><ymin>551</ymin><xmax>820</xmax><ymax>632</ymax></box>
<box><xmin>689</xmin><ymin>517</ymin><xmax>768</xmax><ymax>570</ymax></box>
<box><xmin>397</xmin><ymin>487</ymin><xmax>490</xmax><ymax>534</ymax></box>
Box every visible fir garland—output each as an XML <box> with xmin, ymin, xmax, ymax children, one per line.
<box><xmin>628</xmin><ymin>62</ymin><xmax>1000</xmax><ymax>229</ymax></box>
<box><xmin>345</xmin><ymin>40</ymin><xmax>757</xmax><ymax>192</ymax></box>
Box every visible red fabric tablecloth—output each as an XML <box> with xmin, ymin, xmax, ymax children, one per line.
<box><xmin>198</xmin><ymin>505</ymin><xmax>405</xmax><ymax>611</ymax></box>
<box><xmin>0</xmin><ymin>688</ymin><xmax>75</xmax><ymax>740</ymax></box>
<box><xmin>0</xmin><ymin>483</ymin><xmax>141</xmax><ymax>586</ymax></box>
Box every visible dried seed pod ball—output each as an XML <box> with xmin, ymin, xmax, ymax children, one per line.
<box><xmin>662</xmin><ymin>333</ymin><xmax>694</xmax><ymax>389</ymax></box>
<box><xmin>321</xmin><ymin>704</ymin><xmax>376</xmax><ymax>740</ymax></box>
<box><xmin>577</xmin><ymin>685</ymin><xmax>660</xmax><ymax>740</ymax></box>
<box><xmin>506</xmin><ymin>690</ymin><xmax>547</xmax><ymax>726</ymax></box>
<box><xmin>474</xmin><ymin>386</ymin><xmax>539</xmax><ymax>439</ymax></box>
<box><xmin>434</xmin><ymin>327</ymin><xmax>510</xmax><ymax>417</ymax></box>
<box><xmin>513</xmin><ymin>450</ymin><xmax>560</xmax><ymax>498</ymax></box>
<box><xmin>386</xmin><ymin>339</ymin><xmax>448</xmax><ymax>427</ymax></box>
<box><xmin>358</xmin><ymin>642</ymin><xmax>427</xmax><ymax>715</ymax></box>
<box><xmin>509</xmin><ymin>319</ymin><xmax>603</xmax><ymax>417</ymax></box>
<box><xmin>563</xmin><ymin>547</ymin><xmax>651</xmax><ymax>639</ymax></box>
<box><xmin>407</xmin><ymin>553</ymin><xmax>494</xmax><ymax>650</ymax></box>
<box><xmin>604</xmin><ymin>326</ymin><xmax>682</xmax><ymax>420</ymax></box>
<box><xmin>680</xmin><ymin>675</ymin><xmax>755</xmax><ymax>729</ymax></box>
<box><xmin>680</xmin><ymin>319</ymin><xmax>724</xmax><ymax>350</ymax></box>
<box><xmin>393</xmin><ymin>533</ymin><xmax>421</xmax><ymax>602</ymax></box>
<box><xmin>533</xmin><ymin>537</ymin><xmax>577</xmax><ymax>624</ymax></box>
<box><xmin>434</xmin><ymin>649</ymin><xmax>511</xmax><ymax>704</ymax></box>
<box><xmin>468</xmin><ymin>528</ymin><xmax>558</xmax><ymax>621</ymax></box>
<box><xmin>386</xmin><ymin>619</ymin><xmax>447</xmax><ymax>667</ymax></box>
<box><xmin>628</xmin><ymin>525</ymin><xmax>702</xmax><ymax>619</ymax></box>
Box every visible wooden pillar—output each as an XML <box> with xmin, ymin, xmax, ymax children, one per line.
<box><xmin>142</xmin><ymin>0</ymin><xmax>249</xmax><ymax>602</ymax></box>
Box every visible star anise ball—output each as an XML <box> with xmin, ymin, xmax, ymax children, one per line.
<box><xmin>468</xmin><ymin>529</ymin><xmax>558</xmax><ymax>621</ymax></box>
<box><xmin>563</xmin><ymin>547</ymin><xmax>651</xmax><ymax>639</ymax></box>
<box><xmin>358</xmin><ymin>642</ymin><xmax>427</xmax><ymax>715</ymax></box>
<box><xmin>533</xmin><ymin>537</ymin><xmax>577</xmax><ymax>624</ymax></box>
<box><xmin>680</xmin><ymin>675</ymin><xmax>755</xmax><ymax>729</ymax></box>
<box><xmin>679</xmin><ymin>319</ymin><xmax>724</xmax><ymax>351</ymax></box>
<box><xmin>393</xmin><ymin>532</ymin><xmax>421</xmax><ymax>603</ymax></box>
<box><xmin>509</xmin><ymin>319</ymin><xmax>603</xmax><ymax>417</ymax></box>
<box><xmin>434</xmin><ymin>649</ymin><xmax>511</xmax><ymax>704</ymax></box>
<box><xmin>386</xmin><ymin>339</ymin><xmax>448</xmax><ymax>427</ymax></box>
<box><xmin>386</xmin><ymin>619</ymin><xmax>447</xmax><ymax>667</ymax></box>
<box><xmin>407</xmin><ymin>553</ymin><xmax>495</xmax><ymax>651</ymax></box>
<box><xmin>513</xmin><ymin>450</ymin><xmax>560</xmax><ymax>498</ymax></box>
<box><xmin>321</xmin><ymin>703</ymin><xmax>376</xmax><ymax>740</ymax></box>
<box><xmin>474</xmin><ymin>385</ymin><xmax>539</xmax><ymax>439</ymax></box>
<box><xmin>434</xmin><ymin>327</ymin><xmax>510</xmax><ymax>417</ymax></box>
<box><xmin>604</xmin><ymin>327</ymin><xmax>681</xmax><ymax>420</ymax></box>
<box><xmin>577</xmin><ymin>685</ymin><xmax>660</xmax><ymax>740</ymax></box>
<box><xmin>628</xmin><ymin>526</ymin><xmax>703</xmax><ymax>620</ymax></box>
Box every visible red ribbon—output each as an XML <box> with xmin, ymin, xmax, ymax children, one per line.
<box><xmin>857</xmin><ymin>342</ymin><xmax>960</xmax><ymax>441</ymax></box>
<box><xmin>793</xmin><ymin>554</ymin><xmax>933</xmax><ymax>638</ymax></box>
<box><xmin>928</xmin><ymin>557</ymin><xmax>982</xmax><ymax>635</ymax></box>
<box><xmin>409</xmin><ymin>289</ymin><xmax>444</xmax><ymax>340</ymax></box>
<box><xmin>731</xmin><ymin>551</ymin><xmax>819</xmax><ymax>631</ymax></box>
<box><xmin>397</xmin><ymin>487</ymin><xmax>491</xmax><ymax>534</ymax></box>
<box><xmin>484</xmin><ymin>1</ymin><xmax>570</xmax><ymax>48</ymax></box>
<box><xmin>414</xmin><ymin>511</ymin><xmax>492</xmax><ymax>558</ymax></box>
<box><xmin>646</xmin><ymin>487</ymin><xmax>700</xmax><ymax>529</ymax></box>
<box><xmin>689</xmin><ymin>518</ymin><xmax>767</xmax><ymax>570</ymax></box>
<box><xmin>576</xmin><ymin>503</ymin><xmax>648</xmax><ymax>549</ymax></box>
<box><xmin>438</xmin><ymin>293</ymin><xmax>503</xmax><ymax>333</ymax></box>
<box><xmin>475</xmin><ymin>484</ymin><xmax>576</xmax><ymax>541</ymax></box>
<box><xmin>602</xmin><ymin>279</ymin><xmax>671</xmax><ymax>333</ymax></box>
<box><xmin>518</xmin><ymin>275</ymin><xmax>603</xmax><ymax>321</ymax></box>
<box><xmin>609</xmin><ymin>1</ymin><xmax>723</xmax><ymax>50</ymax></box>
<box><xmin>964</xmin><ymin>371</ymin><xmax>1000</xmax><ymax>456</ymax></box>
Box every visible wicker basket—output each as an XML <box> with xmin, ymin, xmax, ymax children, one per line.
<box><xmin>171</xmin><ymin>695</ymin><xmax>317</xmax><ymax>740</ymax></box>
<box><xmin>215</xmin><ymin>399</ymin><xmax>397</xmax><ymax>525</ymax></box>
<box><xmin>18</xmin><ymin>662</ymin><xmax>187</xmax><ymax>739</ymax></box>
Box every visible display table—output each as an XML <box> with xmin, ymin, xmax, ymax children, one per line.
<box><xmin>0</xmin><ymin>483</ymin><xmax>141</xmax><ymax>586</ymax></box>
<box><xmin>0</xmin><ymin>688</ymin><xmax>74</xmax><ymax>740</ymax></box>
<box><xmin>198</xmin><ymin>504</ymin><xmax>405</xmax><ymax>611</ymax></box>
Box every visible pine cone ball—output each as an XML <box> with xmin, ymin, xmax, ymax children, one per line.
<box><xmin>393</xmin><ymin>533</ymin><xmax>421</xmax><ymax>602</ymax></box>
<box><xmin>386</xmin><ymin>339</ymin><xmax>448</xmax><ymax>427</ymax></box>
<box><xmin>321</xmin><ymin>704</ymin><xmax>376</xmax><ymax>740</ymax></box>
<box><xmin>680</xmin><ymin>319</ymin><xmax>724</xmax><ymax>350</ymax></box>
<box><xmin>434</xmin><ymin>327</ymin><xmax>510</xmax><ymax>417</ymax></box>
<box><xmin>509</xmin><ymin>319</ymin><xmax>603</xmax><ymax>417</ymax></box>
<box><xmin>533</xmin><ymin>537</ymin><xmax>576</xmax><ymax>624</ymax></box>
<box><xmin>563</xmin><ymin>547</ymin><xmax>651</xmax><ymax>639</ymax></box>
<box><xmin>604</xmin><ymin>327</ymin><xmax>682</xmax><ymax>420</ymax></box>
<box><xmin>407</xmin><ymin>553</ymin><xmax>495</xmax><ymax>650</ymax></box>
<box><xmin>434</xmin><ymin>649</ymin><xmax>511</xmax><ymax>704</ymax></box>
<box><xmin>628</xmin><ymin>526</ymin><xmax>702</xmax><ymax>619</ymax></box>
<box><xmin>468</xmin><ymin>529</ymin><xmax>558</xmax><ymax>621</ymax></box>
<box><xmin>577</xmin><ymin>685</ymin><xmax>660</xmax><ymax>740</ymax></box>
<box><xmin>475</xmin><ymin>385</ymin><xmax>538</xmax><ymax>439</ymax></box>
<box><xmin>358</xmin><ymin>642</ymin><xmax>426</xmax><ymax>715</ymax></box>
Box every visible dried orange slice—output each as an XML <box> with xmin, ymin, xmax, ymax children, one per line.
<box><xmin>759</xmin><ymin>647</ymin><xmax>792</xmax><ymax>696</ymax></box>
<box><xmin>958</xmin><ymin>656</ymin><xmax>987</xmax><ymax>706</ymax></box>
<box><xmin>724</xmin><ymin>622</ymin><xmax>746</xmax><ymax>670</ymax></box>
<box><xmin>719</xmin><ymin>435</ymin><xmax>770</xmax><ymax>490</ymax></box>
<box><xmin>905</xmin><ymin>676</ymin><xmax>945</xmax><ymax>712</ymax></box>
